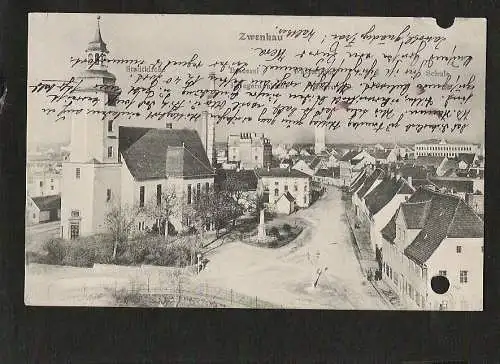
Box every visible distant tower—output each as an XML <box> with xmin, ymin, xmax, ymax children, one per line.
<box><xmin>315</xmin><ymin>126</ymin><xmax>326</xmax><ymax>154</ymax></box>
<box><xmin>198</xmin><ymin>73</ymin><xmax>216</xmax><ymax>167</ymax></box>
<box><xmin>61</xmin><ymin>16</ymin><xmax>122</xmax><ymax>240</ymax></box>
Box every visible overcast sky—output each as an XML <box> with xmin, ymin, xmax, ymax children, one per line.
<box><xmin>27</xmin><ymin>14</ymin><xmax>485</xmax><ymax>148</ymax></box>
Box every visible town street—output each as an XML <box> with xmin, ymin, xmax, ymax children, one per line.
<box><xmin>195</xmin><ymin>186</ymin><xmax>390</xmax><ymax>309</ymax></box>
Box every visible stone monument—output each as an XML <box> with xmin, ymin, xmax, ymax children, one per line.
<box><xmin>257</xmin><ymin>209</ymin><xmax>266</xmax><ymax>240</ymax></box>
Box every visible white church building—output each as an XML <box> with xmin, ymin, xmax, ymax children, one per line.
<box><xmin>60</xmin><ymin>17</ymin><xmax>215</xmax><ymax>240</ymax></box>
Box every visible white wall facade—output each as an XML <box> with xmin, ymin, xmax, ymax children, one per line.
<box><xmin>259</xmin><ymin>176</ymin><xmax>310</xmax><ymax>208</ymax></box>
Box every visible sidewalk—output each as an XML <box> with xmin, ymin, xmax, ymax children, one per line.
<box><xmin>342</xmin><ymin>192</ymin><xmax>406</xmax><ymax>310</ymax></box>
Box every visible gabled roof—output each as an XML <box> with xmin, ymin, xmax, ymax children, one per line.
<box><xmin>397</xmin><ymin>165</ymin><xmax>428</xmax><ymax>179</ymax></box>
<box><xmin>357</xmin><ymin>169</ymin><xmax>384</xmax><ymax>199</ymax></box>
<box><xmin>340</xmin><ymin>150</ymin><xmax>359</xmax><ymax>162</ymax></box>
<box><xmin>428</xmin><ymin>178</ymin><xmax>474</xmax><ymax>193</ymax></box>
<box><xmin>381</xmin><ymin>186</ymin><xmax>484</xmax><ymax>263</ymax></box>
<box><xmin>401</xmin><ymin>200</ymin><xmax>432</xmax><ymax>229</ymax></box>
<box><xmin>413</xmin><ymin>156</ymin><xmax>446</xmax><ymax>168</ymax></box>
<box><xmin>457</xmin><ymin>153</ymin><xmax>475</xmax><ymax>166</ymax></box>
<box><xmin>309</xmin><ymin>157</ymin><xmax>322</xmax><ymax>169</ymax></box>
<box><xmin>364</xmin><ymin>177</ymin><xmax>415</xmax><ymax>215</ymax></box>
<box><xmin>255</xmin><ymin>168</ymin><xmax>310</xmax><ymax>179</ymax></box>
<box><xmin>349</xmin><ymin>170</ymin><xmax>367</xmax><ymax>192</ymax></box>
<box><xmin>215</xmin><ymin>169</ymin><xmax>258</xmax><ymax>191</ymax></box>
<box><xmin>119</xmin><ymin>127</ymin><xmax>213</xmax><ymax>181</ymax></box>
<box><xmin>404</xmin><ymin>190</ymin><xmax>483</xmax><ymax>264</ymax></box>
<box><xmin>371</xmin><ymin>150</ymin><xmax>391</xmax><ymax>160</ymax></box>
<box><xmin>279</xmin><ymin>191</ymin><xmax>295</xmax><ymax>203</ymax></box>
<box><xmin>315</xmin><ymin>168</ymin><xmax>333</xmax><ymax>177</ymax></box>
<box><xmin>381</xmin><ymin>212</ymin><xmax>397</xmax><ymax>243</ymax></box>
<box><xmin>31</xmin><ymin>195</ymin><xmax>61</xmax><ymax>211</ymax></box>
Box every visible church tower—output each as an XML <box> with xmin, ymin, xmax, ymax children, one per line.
<box><xmin>61</xmin><ymin>16</ymin><xmax>123</xmax><ymax>240</ymax></box>
<box><xmin>314</xmin><ymin>126</ymin><xmax>326</xmax><ymax>154</ymax></box>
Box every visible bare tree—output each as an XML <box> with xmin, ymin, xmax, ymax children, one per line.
<box><xmin>104</xmin><ymin>202</ymin><xmax>141</xmax><ymax>261</ymax></box>
<box><xmin>145</xmin><ymin>186</ymin><xmax>178</xmax><ymax>240</ymax></box>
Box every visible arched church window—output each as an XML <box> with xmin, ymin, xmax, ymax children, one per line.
<box><xmin>87</xmin><ymin>53</ymin><xmax>93</xmax><ymax>65</ymax></box>
<box><xmin>94</xmin><ymin>53</ymin><xmax>100</xmax><ymax>64</ymax></box>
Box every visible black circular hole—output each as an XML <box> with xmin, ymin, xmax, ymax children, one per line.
<box><xmin>431</xmin><ymin>275</ymin><xmax>450</xmax><ymax>294</ymax></box>
<box><xmin>436</xmin><ymin>16</ymin><xmax>455</xmax><ymax>29</ymax></box>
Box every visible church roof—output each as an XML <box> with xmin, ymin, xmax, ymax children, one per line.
<box><xmin>87</xmin><ymin>16</ymin><xmax>109</xmax><ymax>53</ymax></box>
<box><xmin>119</xmin><ymin>127</ymin><xmax>213</xmax><ymax>181</ymax></box>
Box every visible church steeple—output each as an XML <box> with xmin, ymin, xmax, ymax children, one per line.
<box><xmin>85</xmin><ymin>16</ymin><xmax>110</xmax><ymax>70</ymax></box>
<box><xmin>87</xmin><ymin>16</ymin><xmax>108</xmax><ymax>53</ymax></box>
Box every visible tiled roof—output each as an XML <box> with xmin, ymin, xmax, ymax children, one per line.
<box><xmin>349</xmin><ymin>170</ymin><xmax>367</xmax><ymax>192</ymax></box>
<box><xmin>364</xmin><ymin>177</ymin><xmax>415</xmax><ymax>215</ymax></box>
<box><xmin>357</xmin><ymin>169</ymin><xmax>384</xmax><ymax>199</ymax></box>
<box><xmin>119</xmin><ymin>127</ymin><xmax>213</xmax><ymax>180</ymax></box>
<box><xmin>31</xmin><ymin>194</ymin><xmax>61</xmax><ymax>211</ymax></box>
<box><xmin>381</xmin><ymin>212</ymin><xmax>397</xmax><ymax>243</ymax></box>
<box><xmin>340</xmin><ymin>150</ymin><xmax>359</xmax><ymax>162</ymax></box>
<box><xmin>309</xmin><ymin>157</ymin><xmax>322</xmax><ymax>169</ymax></box>
<box><xmin>457</xmin><ymin>153</ymin><xmax>475</xmax><ymax>167</ymax></box>
<box><xmin>281</xmin><ymin>191</ymin><xmax>295</xmax><ymax>202</ymax></box>
<box><xmin>255</xmin><ymin>168</ymin><xmax>310</xmax><ymax>179</ymax></box>
<box><xmin>413</xmin><ymin>156</ymin><xmax>445</xmax><ymax>168</ymax></box>
<box><xmin>371</xmin><ymin>150</ymin><xmax>391</xmax><ymax>160</ymax></box>
<box><xmin>428</xmin><ymin>178</ymin><xmax>474</xmax><ymax>193</ymax></box>
<box><xmin>215</xmin><ymin>169</ymin><xmax>258</xmax><ymax>191</ymax></box>
<box><xmin>403</xmin><ymin>187</ymin><xmax>483</xmax><ymax>264</ymax></box>
<box><xmin>315</xmin><ymin>168</ymin><xmax>333</xmax><ymax>177</ymax></box>
<box><xmin>401</xmin><ymin>201</ymin><xmax>431</xmax><ymax>229</ymax></box>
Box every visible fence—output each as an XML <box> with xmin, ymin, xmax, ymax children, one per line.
<box><xmin>113</xmin><ymin>281</ymin><xmax>283</xmax><ymax>309</ymax></box>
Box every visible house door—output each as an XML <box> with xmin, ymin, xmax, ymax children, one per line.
<box><xmin>70</xmin><ymin>223</ymin><xmax>80</xmax><ymax>240</ymax></box>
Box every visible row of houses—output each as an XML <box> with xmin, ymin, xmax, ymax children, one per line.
<box><xmin>350</xmin><ymin>164</ymin><xmax>484</xmax><ymax>311</ymax></box>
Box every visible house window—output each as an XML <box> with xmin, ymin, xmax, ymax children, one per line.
<box><xmin>32</xmin><ymin>213</ymin><xmax>35</xmax><ymax>219</ymax></box>
<box><xmin>293</xmin><ymin>184</ymin><xmax>298</xmax><ymax>192</ymax></box>
<box><xmin>275</xmin><ymin>181</ymin><xmax>279</xmax><ymax>186</ymax></box>
<box><xmin>304</xmin><ymin>184</ymin><xmax>308</xmax><ymax>192</ymax></box>
<box><xmin>460</xmin><ymin>270</ymin><xmax>468</xmax><ymax>283</ymax></box>
<box><xmin>456</xmin><ymin>245</ymin><xmax>462</xmax><ymax>253</ymax></box>
<box><xmin>196</xmin><ymin>183</ymin><xmax>201</xmax><ymax>200</ymax></box>
<box><xmin>439</xmin><ymin>270</ymin><xmax>447</xmax><ymax>277</ymax></box>
<box><xmin>139</xmin><ymin>186</ymin><xmax>145</xmax><ymax>207</ymax></box>
<box><xmin>71</xmin><ymin>210</ymin><xmax>80</xmax><ymax>218</ymax></box>
<box><xmin>70</xmin><ymin>223</ymin><xmax>80</xmax><ymax>240</ymax></box>
<box><xmin>51</xmin><ymin>186</ymin><xmax>54</xmax><ymax>190</ymax></box>
<box><xmin>39</xmin><ymin>181</ymin><xmax>43</xmax><ymax>187</ymax></box>
<box><xmin>187</xmin><ymin>184</ymin><xmax>192</xmax><ymax>204</ymax></box>
<box><xmin>108</xmin><ymin>120</ymin><xmax>113</xmax><ymax>132</ymax></box>
<box><xmin>157</xmin><ymin>184</ymin><xmax>162</xmax><ymax>206</ymax></box>
<box><xmin>274</xmin><ymin>188</ymin><xmax>279</xmax><ymax>197</ymax></box>
<box><xmin>205</xmin><ymin>182</ymin><xmax>210</xmax><ymax>194</ymax></box>
<box><xmin>50</xmin><ymin>178</ymin><xmax>54</xmax><ymax>183</ymax></box>
<box><xmin>76</xmin><ymin>168</ymin><xmax>80</xmax><ymax>179</ymax></box>
<box><xmin>255</xmin><ymin>155</ymin><xmax>258</xmax><ymax>160</ymax></box>
<box><xmin>106</xmin><ymin>189</ymin><xmax>111</xmax><ymax>202</ymax></box>
<box><xmin>108</xmin><ymin>146</ymin><xmax>113</xmax><ymax>158</ymax></box>
<box><xmin>304</xmin><ymin>195</ymin><xmax>307</xmax><ymax>204</ymax></box>
<box><xmin>284</xmin><ymin>185</ymin><xmax>288</xmax><ymax>191</ymax></box>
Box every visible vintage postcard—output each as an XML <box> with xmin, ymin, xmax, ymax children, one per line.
<box><xmin>25</xmin><ymin>14</ymin><xmax>485</xmax><ymax>310</ymax></box>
